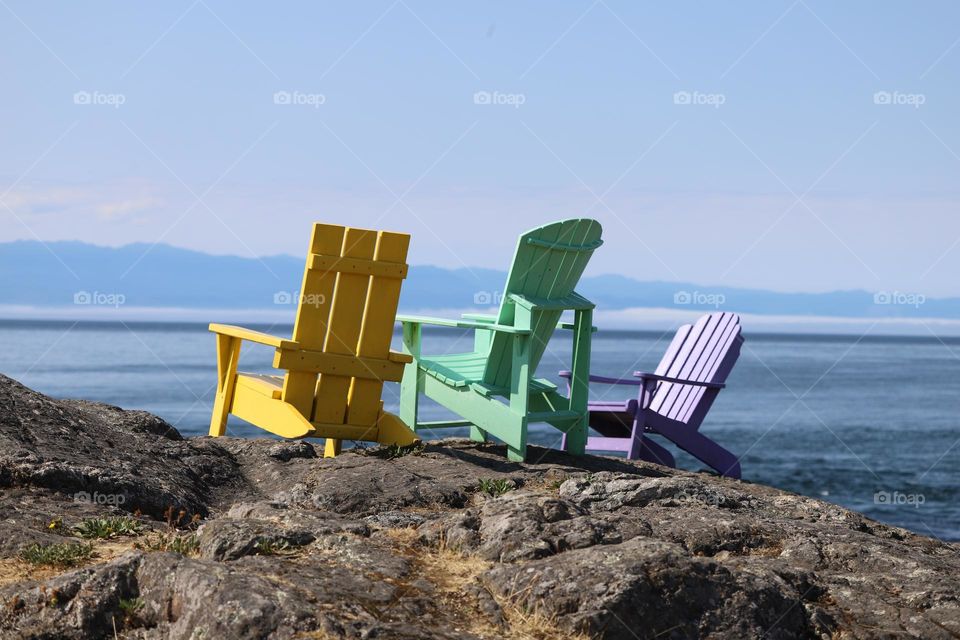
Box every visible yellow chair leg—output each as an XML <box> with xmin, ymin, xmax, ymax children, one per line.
<box><xmin>324</xmin><ymin>438</ymin><xmax>343</xmax><ymax>458</ymax></box>
<box><xmin>209</xmin><ymin>335</ymin><xmax>239</xmax><ymax>437</ymax></box>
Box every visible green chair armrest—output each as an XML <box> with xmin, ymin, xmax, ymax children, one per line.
<box><xmin>508</xmin><ymin>291</ymin><xmax>595</xmax><ymax>311</ymax></box>
<box><xmin>460</xmin><ymin>313</ymin><xmax>497</xmax><ymax>323</ymax></box>
<box><xmin>396</xmin><ymin>314</ymin><xmax>530</xmax><ymax>335</ymax></box>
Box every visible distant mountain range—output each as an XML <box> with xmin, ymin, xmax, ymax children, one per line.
<box><xmin>1</xmin><ymin>240</ymin><xmax>957</xmax><ymax>319</ymax></box>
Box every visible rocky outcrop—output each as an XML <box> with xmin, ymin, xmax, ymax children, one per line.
<box><xmin>0</xmin><ymin>373</ymin><xmax>957</xmax><ymax>639</ymax></box>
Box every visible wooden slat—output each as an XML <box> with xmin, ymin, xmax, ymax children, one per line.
<box><xmin>526</xmin><ymin>219</ymin><xmax>600</xmax><ymax>384</ymax></box>
<box><xmin>677</xmin><ymin>316</ymin><xmax>742</xmax><ymax>423</ymax></box>
<box><xmin>231</xmin><ymin>388</ymin><xmax>316</xmax><ymax>438</ymax></box>
<box><xmin>281</xmin><ymin>224</ymin><xmax>344</xmax><ymax>417</ymax></box>
<box><xmin>649</xmin><ymin>316</ymin><xmax>709</xmax><ymax>416</ymax></box>
<box><xmin>671</xmin><ymin>314</ymin><xmax>737</xmax><ymax>420</ymax></box>
<box><xmin>273</xmin><ymin>348</ymin><xmax>406</xmax><ymax>381</ymax></box>
<box><xmin>309</xmin><ymin>253</ymin><xmax>408</xmax><ymax>279</ymax></box>
<box><xmin>236</xmin><ymin>372</ymin><xmax>283</xmax><ymax>399</ymax></box>
<box><xmin>486</xmin><ymin>220</ymin><xmax>563</xmax><ymax>387</ymax></box>
<box><xmin>648</xmin><ymin>312</ymin><xmax>744</xmax><ymax>425</ymax></box>
<box><xmin>312</xmin><ymin>228</ymin><xmax>378</xmax><ymax>424</ymax></box>
<box><xmin>655</xmin><ymin>314</ymin><xmax>719</xmax><ymax>419</ymax></box>
<box><xmin>483</xmin><ymin>223</ymin><xmax>555</xmax><ymax>386</ymax></box>
<box><xmin>307</xmin><ymin>421</ymin><xmax>380</xmax><ymax>440</ymax></box>
<box><xmin>346</xmin><ymin>231</ymin><xmax>410</xmax><ymax>427</ymax></box>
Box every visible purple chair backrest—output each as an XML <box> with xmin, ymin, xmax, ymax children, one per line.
<box><xmin>648</xmin><ymin>312</ymin><xmax>743</xmax><ymax>426</ymax></box>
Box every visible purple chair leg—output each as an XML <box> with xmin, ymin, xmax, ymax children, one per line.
<box><xmin>652</xmin><ymin>424</ymin><xmax>741</xmax><ymax>479</ymax></box>
<box><xmin>629</xmin><ymin>433</ymin><xmax>676</xmax><ymax>468</ymax></box>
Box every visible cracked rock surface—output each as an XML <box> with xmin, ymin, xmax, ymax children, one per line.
<box><xmin>0</xmin><ymin>374</ymin><xmax>957</xmax><ymax>639</ymax></box>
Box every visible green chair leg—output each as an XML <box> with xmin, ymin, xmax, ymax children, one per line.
<box><xmin>564</xmin><ymin>415</ymin><xmax>588</xmax><ymax>455</ymax></box>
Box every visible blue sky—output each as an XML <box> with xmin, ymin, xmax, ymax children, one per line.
<box><xmin>2</xmin><ymin>1</ymin><xmax>959</xmax><ymax>295</ymax></box>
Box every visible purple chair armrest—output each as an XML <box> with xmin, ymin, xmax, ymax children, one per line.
<box><xmin>558</xmin><ymin>370</ymin><xmax>647</xmax><ymax>386</ymax></box>
<box><xmin>632</xmin><ymin>371</ymin><xmax>725</xmax><ymax>389</ymax></box>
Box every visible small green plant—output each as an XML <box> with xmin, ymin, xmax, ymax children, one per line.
<box><xmin>253</xmin><ymin>538</ymin><xmax>296</xmax><ymax>556</ymax></box>
<box><xmin>72</xmin><ymin>516</ymin><xmax>145</xmax><ymax>539</ymax></box>
<box><xmin>136</xmin><ymin>532</ymin><xmax>199</xmax><ymax>556</ymax></box>
<box><xmin>379</xmin><ymin>442</ymin><xmax>426</xmax><ymax>460</ymax></box>
<box><xmin>477</xmin><ymin>478</ymin><xmax>514</xmax><ymax>498</ymax></box>
<box><xmin>20</xmin><ymin>542</ymin><xmax>94</xmax><ymax>568</ymax></box>
<box><xmin>117</xmin><ymin>596</ymin><xmax>145</xmax><ymax>628</ymax></box>
<box><xmin>119</xmin><ymin>597</ymin><xmax>144</xmax><ymax>614</ymax></box>
<box><xmin>546</xmin><ymin>474</ymin><xmax>569</xmax><ymax>491</ymax></box>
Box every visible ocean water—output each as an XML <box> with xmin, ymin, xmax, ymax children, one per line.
<box><xmin>2</xmin><ymin>319</ymin><xmax>957</xmax><ymax>541</ymax></box>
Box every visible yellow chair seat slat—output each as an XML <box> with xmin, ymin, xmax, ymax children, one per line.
<box><xmin>236</xmin><ymin>372</ymin><xmax>283</xmax><ymax>399</ymax></box>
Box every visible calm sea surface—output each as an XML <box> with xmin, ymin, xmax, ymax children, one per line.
<box><xmin>2</xmin><ymin>319</ymin><xmax>958</xmax><ymax>540</ymax></box>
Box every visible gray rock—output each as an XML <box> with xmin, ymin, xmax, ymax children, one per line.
<box><xmin>0</xmin><ymin>374</ymin><xmax>958</xmax><ymax>639</ymax></box>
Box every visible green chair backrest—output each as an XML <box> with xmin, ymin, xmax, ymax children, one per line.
<box><xmin>482</xmin><ymin>218</ymin><xmax>603</xmax><ymax>389</ymax></box>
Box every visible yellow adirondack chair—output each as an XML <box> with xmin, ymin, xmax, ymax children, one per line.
<box><xmin>207</xmin><ymin>222</ymin><xmax>419</xmax><ymax>457</ymax></box>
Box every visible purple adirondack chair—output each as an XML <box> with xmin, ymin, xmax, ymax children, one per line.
<box><xmin>560</xmin><ymin>312</ymin><xmax>744</xmax><ymax>478</ymax></box>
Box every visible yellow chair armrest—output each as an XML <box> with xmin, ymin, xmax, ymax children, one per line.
<box><xmin>209</xmin><ymin>323</ymin><xmax>299</xmax><ymax>349</ymax></box>
<box><xmin>388</xmin><ymin>351</ymin><xmax>414</xmax><ymax>364</ymax></box>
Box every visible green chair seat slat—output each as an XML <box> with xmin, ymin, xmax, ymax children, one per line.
<box><xmin>418</xmin><ymin>352</ymin><xmax>489</xmax><ymax>387</ymax></box>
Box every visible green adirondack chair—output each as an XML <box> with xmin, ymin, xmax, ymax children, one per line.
<box><xmin>397</xmin><ymin>218</ymin><xmax>602</xmax><ymax>461</ymax></box>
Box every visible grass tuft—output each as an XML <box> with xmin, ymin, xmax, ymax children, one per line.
<box><xmin>477</xmin><ymin>478</ymin><xmax>515</xmax><ymax>498</ymax></box>
<box><xmin>378</xmin><ymin>442</ymin><xmax>426</xmax><ymax>460</ymax></box>
<box><xmin>119</xmin><ymin>596</ymin><xmax>144</xmax><ymax>614</ymax></box>
<box><xmin>72</xmin><ymin>516</ymin><xmax>145</xmax><ymax>539</ymax></box>
<box><xmin>136</xmin><ymin>532</ymin><xmax>200</xmax><ymax>556</ymax></box>
<box><xmin>20</xmin><ymin>542</ymin><xmax>94</xmax><ymax>568</ymax></box>
<box><xmin>253</xmin><ymin>538</ymin><xmax>299</xmax><ymax>556</ymax></box>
